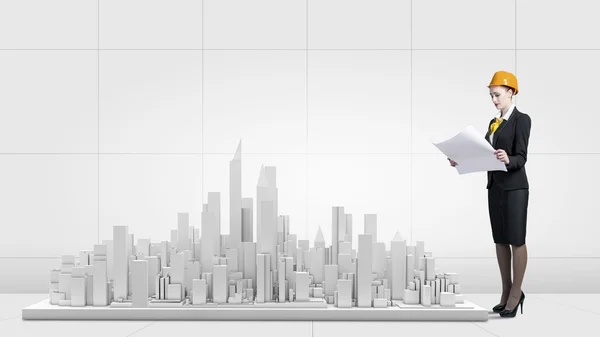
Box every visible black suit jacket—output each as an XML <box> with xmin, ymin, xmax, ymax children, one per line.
<box><xmin>485</xmin><ymin>107</ymin><xmax>531</xmax><ymax>190</ymax></box>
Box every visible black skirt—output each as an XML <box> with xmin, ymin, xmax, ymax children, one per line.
<box><xmin>488</xmin><ymin>182</ymin><xmax>529</xmax><ymax>246</ymax></box>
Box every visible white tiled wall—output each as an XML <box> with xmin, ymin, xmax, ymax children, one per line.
<box><xmin>99</xmin><ymin>50</ymin><xmax>203</xmax><ymax>153</ymax></box>
<box><xmin>0</xmin><ymin>155</ymin><xmax>98</xmax><ymax>258</ymax></box>
<box><xmin>0</xmin><ymin>0</ymin><xmax>98</xmax><ymax>49</ymax></box>
<box><xmin>203</xmin><ymin>50</ymin><xmax>307</xmax><ymax>154</ymax></box>
<box><xmin>412</xmin><ymin>0</ymin><xmax>516</xmax><ymax>50</ymax></box>
<box><xmin>307</xmin><ymin>50</ymin><xmax>411</xmax><ymax>154</ymax></box>
<box><xmin>0</xmin><ymin>51</ymin><xmax>98</xmax><ymax>153</ymax></box>
<box><xmin>1</xmin><ymin>0</ymin><xmax>598</xmax><ymax>293</ymax></box>
<box><xmin>204</xmin><ymin>0</ymin><xmax>306</xmax><ymax>49</ymax></box>
<box><xmin>516</xmin><ymin>50</ymin><xmax>600</xmax><ymax>153</ymax></box>
<box><xmin>516</xmin><ymin>0</ymin><xmax>600</xmax><ymax>49</ymax></box>
<box><xmin>99</xmin><ymin>0</ymin><xmax>203</xmax><ymax>49</ymax></box>
<box><xmin>307</xmin><ymin>0</ymin><xmax>411</xmax><ymax>49</ymax></box>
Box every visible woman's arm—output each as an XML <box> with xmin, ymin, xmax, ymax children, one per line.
<box><xmin>507</xmin><ymin>114</ymin><xmax>531</xmax><ymax>171</ymax></box>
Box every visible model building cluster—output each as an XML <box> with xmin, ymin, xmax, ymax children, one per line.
<box><xmin>48</xmin><ymin>142</ymin><xmax>463</xmax><ymax>309</ymax></box>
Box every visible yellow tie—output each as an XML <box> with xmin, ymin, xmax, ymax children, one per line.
<box><xmin>490</xmin><ymin>117</ymin><xmax>503</xmax><ymax>134</ymax></box>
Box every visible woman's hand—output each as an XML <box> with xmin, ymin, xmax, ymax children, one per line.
<box><xmin>447</xmin><ymin>158</ymin><xmax>458</xmax><ymax>167</ymax></box>
<box><xmin>495</xmin><ymin>149</ymin><xmax>510</xmax><ymax>165</ymax></box>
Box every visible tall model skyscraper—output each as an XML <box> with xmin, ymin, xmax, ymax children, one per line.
<box><xmin>177</xmin><ymin>212</ymin><xmax>190</xmax><ymax>252</ymax></box>
<box><xmin>332</xmin><ymin>206</ymin><xmax>346</xmax><ymax>265</ymax></box>
<box><xmin>357</xmin><ymin>234</ymin><xmax>373</xmax><ymax>308</ymax></box>
<box><xmin>113</xmin><ymin>225</ymin><xmax>129</xmax><ymax>301</ymax></box>
<box><xmin>230</xmin><ymin>141</ymin><xmax>242</xmax><ymax>263</ymax></box>
<box><xmin>257</xmin><ymin>166</ymin><xmax>278</xmax><ymax>269</ymax></box>
<box><xmin>201</xmin><ymin>192</ymin><xmax>221</xmax><ymax>273</ymax></box>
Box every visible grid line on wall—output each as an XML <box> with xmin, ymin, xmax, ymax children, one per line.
<box><xmin>409</xmin><ymin>0</ymin><xmax>413</xmax><ymax>246</ymax></box>
<box><xmin>97</xmin><ymin>0</ymin><xmax>100</xmax><ymax>245</ymax></box>
<box><xmin>514</xmin><ymin>0</ymin><xmax>519</xmax><ymax>97</ymax></box>
<box><xmin>2</xmin><ymin>152</ymin><xmax>600</xmax><ymax>155</ymax></box>
<box><xmin>515</xmin><ymin>0</ymin><xmax>518</xmax><ymax>96</ymax></box>
<box><xmin>4</xmin><ymin>48</ymin><xmax>600</xmax><ymax>51</ymax></box>
<box><xmin>201</xmin><ymin>0</ymin><xmax>204</xmax><ymax>206</ymax></box>
<box><xmin>306</xmin><ymin>0</ymin><xmax>309</xmax><ymax>241</ymax></box>
<box><xmin>4</xmin><ymin>256</ymin><xmax>600</xmax><ymax>260</ymax></box>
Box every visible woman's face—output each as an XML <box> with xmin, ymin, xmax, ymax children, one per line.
<box><xmin>489</xmin><ymin>85</ymin><xmax>513</xmax><ymax>111</ymax></box>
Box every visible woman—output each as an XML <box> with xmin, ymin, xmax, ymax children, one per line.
<box><xmin>448</xmin><ymin>70</ymin><xmax>531</xmax><ymax>318</ymax></box>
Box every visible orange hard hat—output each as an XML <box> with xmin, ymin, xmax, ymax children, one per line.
<box><xmin>488</xmin><ymin>70</ymin><xmax>518</xmax><ymax>95</ymax></box>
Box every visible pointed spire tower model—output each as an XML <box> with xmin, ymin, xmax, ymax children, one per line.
<box><xmin>310</xmin><ymin>226</ymin><xmax>326</xmax><ymax>284</ymax></box>
<box><xmin>314</xmin><ymin>226</ymin><xmax>325</xmax><ymax>249</ymax></box>
<box><xmin>256</xmin><ymin>165</ymin><xmax>268</xmax><ymax>251</ymax></box>
<box><xmin>229</xmin><ymin>140</ymin><xmax>243</xmax><ymax>261</ymax></box>
<box><xmin>392</xmin><ymin>230</ymin><xmax>403</xmax><ymax>242</ymax></box>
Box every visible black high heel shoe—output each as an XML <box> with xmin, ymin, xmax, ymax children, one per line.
<box><xmin>492</xmin><ymin>303</ymin><xmax>506</xmax><ymax>313</ymax></box>
<box><xmin>499</xmin><ymin>291</ymin><xmax>525</xmax><ymax>318</ymax></box>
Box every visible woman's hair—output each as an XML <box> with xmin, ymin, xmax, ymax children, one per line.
<box><xmin>502</xmin><ymin>85</ymin><xmax>515</xmax><ymax>97</ymax></box>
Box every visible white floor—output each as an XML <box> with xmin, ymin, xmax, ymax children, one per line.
<box><xmin>1</xmin><ymin>294</ymin><xmax>598</xmax><ymax>337</ymax></box>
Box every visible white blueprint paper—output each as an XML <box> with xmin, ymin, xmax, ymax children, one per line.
<box><xmin>432</xmin><ymin>125</ymin><xmax>507</xmax><ymax>175</ymax></box>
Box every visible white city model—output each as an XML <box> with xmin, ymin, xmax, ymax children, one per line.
<box><xmin>23</xmin><ymin>141</ymin><xmax>487</xmax><ymax>321</ymax></box>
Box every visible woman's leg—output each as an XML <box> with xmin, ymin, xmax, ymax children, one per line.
<box><xmin>505</xmin><ymin>189</ymin><xmax>529</xmax><ymax>310</ymax></box>
<box><xmin>506</xmin><ymin>243</ymin><xmax>527</xmax><ymax>309</ymax></box>
<box><xmin>495</xmin><ymin>243</ymin><xmax>512</xmax><ymax>304</ymax></box>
